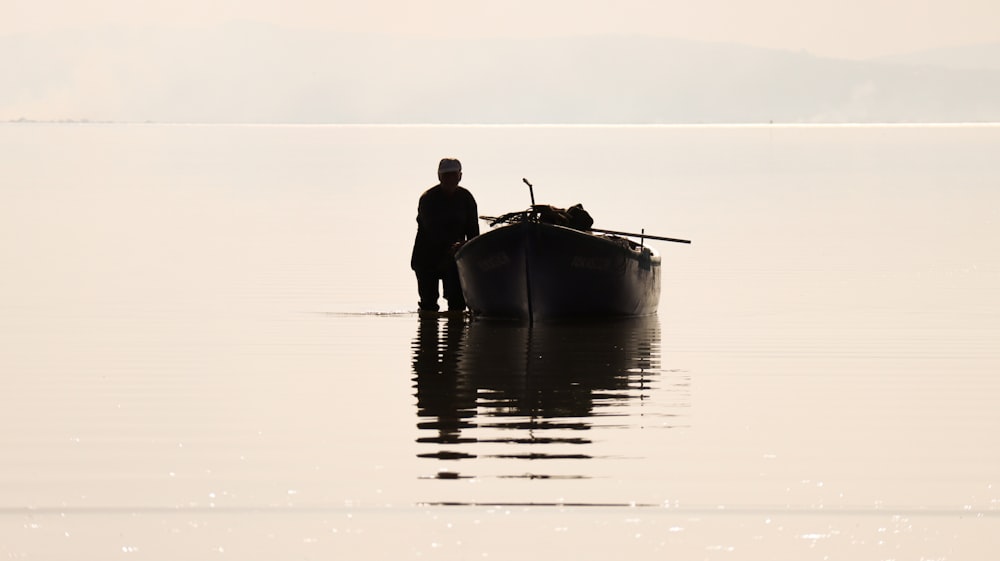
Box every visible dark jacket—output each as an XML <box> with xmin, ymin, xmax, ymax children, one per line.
<box><xmin>410</xmin><ymin>185</ymin><xmax>479</xmax><ymax>271</ymax></box>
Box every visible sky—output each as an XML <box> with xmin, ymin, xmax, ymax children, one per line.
<box><xmin>6</xmin><ymin>0</ymin><xmax>1000</xmax><ymax>60</ymax></box>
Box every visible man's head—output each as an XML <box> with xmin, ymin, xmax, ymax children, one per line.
<box><xmin>438</xmin><ymin>158</ymin><xmax>462</xmax><ymax>191</ymax></box>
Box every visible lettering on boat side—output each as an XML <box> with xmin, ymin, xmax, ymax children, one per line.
<box><xmin>571</xmin><ymin>256</ymin><xmax>612</xmax><ymax>271</ymax></box>
<box><xmin>478</xmin><ymin>252</ymin><xmax>511</xmax><ymax>271</ymax></box>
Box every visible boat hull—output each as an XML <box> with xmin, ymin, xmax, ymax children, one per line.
<box><xmin>455</xmin><ymin>222</ymin><xmax>661</xmax><ymax>321</ymax></box>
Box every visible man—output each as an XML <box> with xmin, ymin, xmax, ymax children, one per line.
<box><xmin>410</xmin><ymin>158</ymin><xmax>479</xmax><ymax>313</ymax></box>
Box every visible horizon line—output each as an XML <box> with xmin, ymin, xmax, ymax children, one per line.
<box><xmin>5</xmin><ymin>119</ymin><xmax>1000</xmax><ymax>128</ymax></box>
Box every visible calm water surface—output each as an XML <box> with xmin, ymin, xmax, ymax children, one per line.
<box><xmin>1</xmin><ymin>124</ymin><xmax>998</xmax><ymax>559</ymax></box>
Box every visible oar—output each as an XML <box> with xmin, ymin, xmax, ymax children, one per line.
<box><xmin>590</xmin><ymin>227</ymin><xmax>691</xmax><ymax>244</ymax></box>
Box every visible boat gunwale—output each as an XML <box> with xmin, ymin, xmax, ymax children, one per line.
<box><xmin>457</xmin><ymin>220</ymin><xmax>662</xmax><ymax>265</ymax></box>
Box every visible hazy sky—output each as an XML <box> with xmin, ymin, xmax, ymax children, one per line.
<box><xmin>6</xmin><ymin>0</ymin><xmax>1000</xmax><ymax>59</ymax></box>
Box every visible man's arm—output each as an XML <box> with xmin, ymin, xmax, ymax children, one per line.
<box><xmin>466</xmin><ymin>194</ymin><xmax>480</xmax><ymax>239</ymax></box>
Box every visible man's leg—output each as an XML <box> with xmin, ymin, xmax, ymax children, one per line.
<box><xmin>414</xmin><ymin>269</ymin><xmax>440</xmax><ymax>312</ymax></box>
<box><xmin>442</xmin><ymin>263</ymin><xmax>466</xmax><ymax>312</ymax></box>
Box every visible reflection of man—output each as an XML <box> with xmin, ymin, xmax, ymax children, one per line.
<box><xmin>412</xmin><ymin>316</ymin><xmax>474</xmax><ymax>447</ymax></box>
<box><xmin>410</xmin><ymin>158</ymin><xmax>479</xmax><ymax>313</ymax></box>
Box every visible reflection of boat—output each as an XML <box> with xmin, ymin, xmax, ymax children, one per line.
<box><xmin>461</xmin><ymin>316</ymin><xmax>661</xmax><ymax>421</ymax></box>
<box><xmin>455</xmin><ymin>218</ymin><xmax>661</xmax><ymax>322</ymax></box>
<box><xmin>411</xmin><ymin>315</ymin><xmax>669</xmax><ymax>480</ymax></box>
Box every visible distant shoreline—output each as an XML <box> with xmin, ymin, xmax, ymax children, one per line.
<box><xmin>5</xmin><ymin>119</ymin><xmax>1000</xmax><ymax>127</ymax></box>
<box><xmin>7</xmin><ymin>31</ymin><xmax>999</xmax><ymax>124</ymax></box>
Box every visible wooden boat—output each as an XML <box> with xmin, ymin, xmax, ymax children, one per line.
<box><xmin>455</xmin><ymin>209</ymin><xmax>665</xmax><ymax>321</ymax></box>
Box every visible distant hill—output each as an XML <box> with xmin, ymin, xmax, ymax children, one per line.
<box><xmin>874</xmin><ymin>43</ymin><xmax>1000</xmax><ymax>71</ymax></box>
<box><xmin>3</xmin><ymin>22</ymin><xmax>1000</xmax><ymax>123</ymax></box>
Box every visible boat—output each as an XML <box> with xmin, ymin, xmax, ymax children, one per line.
<box><xmin>455</xmin><ymin>208</ymin><xmax>668</xmax><ymax>321</ymax></box>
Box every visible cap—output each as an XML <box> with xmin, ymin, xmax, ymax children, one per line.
<box><xmin>438</xmin><ymin>158</ymin><xmax>462</xmax><ymax>174</ymax></box>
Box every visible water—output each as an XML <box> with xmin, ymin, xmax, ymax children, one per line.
<box><xmin>1</xmin><ymin>123</ymin><xmax>998</xmax><ymax>558</ymax></box>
